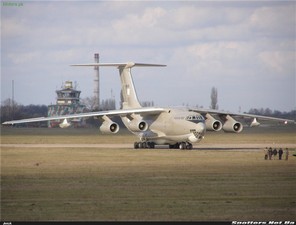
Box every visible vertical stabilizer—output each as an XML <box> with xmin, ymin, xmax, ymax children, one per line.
<box><xmin>118</xmin><ymin>63</ymin><xmax>141</xmax><ymax>109</ymax></box>
<box><xmin>71</xmin><ymin>62</ymin><xmax>166</xmax><ymax>109</ymax></box>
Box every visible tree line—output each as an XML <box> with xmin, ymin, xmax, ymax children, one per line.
<box><xmin>1</xmin><ymin>98</ymin><xmax>295</xmax><ymax>125</ymax></box>
<box><xmin>247</xmin><ymin>108</ymin><xmax>295</xmax><ymax>120</ymax></box>
<box><xmin>1</xmin><ymin>99</ymin><xmax>48</xmax><ymax>123</ymax></box>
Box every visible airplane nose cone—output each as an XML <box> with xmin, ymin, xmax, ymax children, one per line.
<box><xmin>197</xmin><ymin>122</ymin><xmax>206</xmax><ymax>138</ymax></box>
<box><xmin>188</xmin><ymin>122</ymin><xmax>206</xmax><ymax>143</ymax></box>
<box><xmin>197</xmin><ymin>122</ymin><xmax>206</xmax><ymax>134</ymax></box>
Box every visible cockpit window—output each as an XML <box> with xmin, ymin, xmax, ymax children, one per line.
<box><xmin>186</xmin><ymin>115</ymin><xmax>205</xmax><ymax>122</ymax></box>
<box><xmin>174</xmin><ymin>114</ymin><xmax>204</xmax><ymax>122</ymax></box>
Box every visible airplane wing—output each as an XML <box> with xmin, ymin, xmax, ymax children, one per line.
<box><xmin>189</xmin><ymin>108</ymin><xmax>295</xmax><ymax>126</ymax></box>
<box><xmin>2</xmin><ymin>107</ymin><xmax>166</xmax><ymax>125</ymax></box>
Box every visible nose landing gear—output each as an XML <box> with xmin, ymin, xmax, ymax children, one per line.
<box><xmin>169</xmin><ymin>142</ymin><xmax>193</xmax><ymax>150</ymax></box>
<box><xmin>134</xmin><ymin>141</ymin><xmax>193</xmax><ymax>150</ymax></box>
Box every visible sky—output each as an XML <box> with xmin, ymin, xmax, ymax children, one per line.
<box><xmin>1</xmin><ymin>0</ymin><xmax>295</xmax><ymax>113</ymax></box>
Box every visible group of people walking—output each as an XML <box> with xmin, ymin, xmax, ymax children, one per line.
<box><xmin>264</xmin><ymin>147</ymin><xmax>289</xmax><ymax>160</ymax></box>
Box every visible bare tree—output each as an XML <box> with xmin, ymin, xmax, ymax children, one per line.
<box><xmin>81</xmin><ymin>96</ymin><xmax>116</xmax><ymax>111</ymax></box>
<box><xmin>141</xmin><ymin>101</ymin><xmax>154</xmax><ymax>107</ymax></box>
<box><xmin>81</xmin><ymin>96</ymin><xmax>98</xmax><ymax>111</ymax></box>
<box><xmin>210</xmin><ymin>87</ymin><xmax>218</xmax><ymax>110</ymax></box>
<box><xmin>1</xmin><ymin>98</ymin><xmax>19</xmax><ymax>122</ymax></box>
<box><xmin>101</xmin><ymin>98</ymin><xmax>116</xmax><ymax>111</ymax></box>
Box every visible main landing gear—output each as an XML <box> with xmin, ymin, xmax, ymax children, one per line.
<box><xmin>134</xmin><ymin>141</ymin><xmax>193</xmax><ymax>150</ymax></box>
<box><xmin>134</xmin><ymin>141</ymin><xmax>155</xmax><ymax>149</ymax></box>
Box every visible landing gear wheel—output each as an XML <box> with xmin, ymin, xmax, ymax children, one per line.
<box><xmin>186</xmin><ymin>143</ymin><xmax>193</xmax><ymax>150</ymax></box>
<box><xmin>134</xmin><ymin>142</ymin><xmax>138</xmax><ymax>149</ymax></box>
<box><xmin>177</xmin><ymin>142</ymin><xmax>193</xmax><ymax>150</ymax></box>
<box><xmin>179</xmin><ymin>142</ymin><xmax>186</xmax><ymax>150</ymax></box>
<box><xmin>147</xmin><ymin>142</ymin><xmax>155</xmax><ymax>149</ymax></box>
<box><xmin>134</xmin><ymin>141</ymin><xmax>156</xmax><ymax>149</ymax></box>
<box><xmin>142</xmin><ymin>142</ymin><xmax>147</xmax><ymax>148</ymax></box>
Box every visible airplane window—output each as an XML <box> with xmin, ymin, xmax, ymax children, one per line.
<box><xmin>185</xmin><ymin>115</ymin><xmax>205</xmax><ymax>121</ymax></box>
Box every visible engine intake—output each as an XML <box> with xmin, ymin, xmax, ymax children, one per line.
<box><xmin>129</xmin><ymin>120</ymin><xmax>148</xmax><ymax>132</ymax></box>
<box><xmin>222</xmin><ymin>115</ymin><xmax>243</xmax><ymax>133</ymax></box>
<box><xmin>100</xmin><ymin>121</ymin><xmax>119</xmax><ymax>134</ymax></box>
<box><xmin>205</xmin><ymin>113</ymin><xmax>222</xmax><ymax>131</ymax></box>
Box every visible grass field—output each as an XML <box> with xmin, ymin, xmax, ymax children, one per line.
<box><xmin>1</xmin><ymin>126</ymin><xmax>296</xmax><ymax>221</ymax></box>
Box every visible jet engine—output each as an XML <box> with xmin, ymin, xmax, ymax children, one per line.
<box><xmin>100</xmin><ymin>120</ymin><xmax>119</xmax><ymax>134</ymax></box>
<box><xmin>205</xmin><ymin>113</ymin><xmax>222</xmax><ymax>131</ymax></box>
<box><xmin>222</xmin><ymin>115</ymin><xmax>243</xmax><ymax>133</ymax></box>
<box><xmin>128</xmin><ymin>119</ymin><xmax>148</xmax><ymax>132</ymax></box>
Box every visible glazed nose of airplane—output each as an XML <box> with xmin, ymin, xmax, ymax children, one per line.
<box><xmin>188</xmin><ymin>122</ymin><xmax>206</xmax><ymax>143</ymax></box>
<box><xmin>196</xmin><ymin>122</ymin><xmax>206</xmax><ymax>136</ymax></box>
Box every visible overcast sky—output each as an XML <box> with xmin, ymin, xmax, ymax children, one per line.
<box><xmin>1</xmin><ymin>0</ymin><xmax>295</xmax><ymax>113</ymax></box>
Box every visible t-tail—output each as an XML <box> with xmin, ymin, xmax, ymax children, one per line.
<box><xmin>72</xmin><ymin>62</ymin><xmax>166</xmax><ymax>109</ymax></box>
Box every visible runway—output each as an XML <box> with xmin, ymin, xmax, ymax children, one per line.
<box><xmin>2</xmin><ymin>143</ymin><xmax>295</xmax><ymax>150</ymax></box>
<box><xmin>0</xmin><ymin>143</ymin><xmax>131</xmax><ymax>149</ymax></box>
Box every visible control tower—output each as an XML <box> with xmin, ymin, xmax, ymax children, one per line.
<box><xmin>48</xmin><ymin>81</ymin><xmax>86</xmax><ymax>128</ymax></box>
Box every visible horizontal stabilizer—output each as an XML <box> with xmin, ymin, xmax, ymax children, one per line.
<box><xmin>71</xmin><ymin>62</ymin><xmax>166</xmax><ymax>68</ymax></box>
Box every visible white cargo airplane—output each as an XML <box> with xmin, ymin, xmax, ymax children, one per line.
<box><xmin>2</xmin><ymin>62</ymin><xmax>294</xmax><ymax>149</ymax></box>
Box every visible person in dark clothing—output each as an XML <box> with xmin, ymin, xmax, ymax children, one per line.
<box><xmin>278</xmin><ymin>148</ymin><xmax>283</xmax><ymax>160</ymax></box>
<box><xmin>268</xmin><ymin>147</ymin><xmax>273</xmax><ymax>160</ymax></box>
<box><xmin>273</xmin><ymin>148</ymin><xmax>278</xmax><ymax>160</ymax></box>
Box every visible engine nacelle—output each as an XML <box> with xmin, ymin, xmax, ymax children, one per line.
<box><xmin>128</xmin><ymin>120</ymin><xmax>148</xmax><ymax>132</ymax></box>
<box><xmin>100</xmin><ymin>121</ymin><xmax>119</xmax><ymax>134</ymax></box>
<box><xmin>250</xmin><ymin>118</ymin><xmax>260</xmax><ymax>127</ymax></box>
<box><xmin>59</xmin><ymin>119</ymin><xmax>71</xmax><ymax>128</ymax></box>
<box><xmin>222</xmin><ymin>115</ymin><xmax>243</xmax><ymax>133</ymax></box>
<box><xmin>205</xmin><ymin>113</ymin><xmax>222</xmax><ymax>131</ymax></box>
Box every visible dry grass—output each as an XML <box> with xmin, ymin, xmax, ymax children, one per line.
<box><xmin>1</xmin><ymin>127</ymin><xmax>137</xmax><ymax>144</ymax></box>
<box><xmin>1</xmin><ymin>127</ymin><xmax>296</xmax><ymax>221</ymax></box>
<box><xmin>1</xmin><ymin>126</ymin><xmax>295</xmax><ymax>145</ymax></box>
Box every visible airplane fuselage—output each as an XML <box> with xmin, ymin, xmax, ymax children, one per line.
<box><xmin>122</xmin><ymin>108</ymin><xmax>206</xmax><ymax>148</ymax></box>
